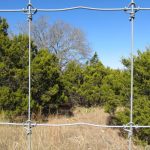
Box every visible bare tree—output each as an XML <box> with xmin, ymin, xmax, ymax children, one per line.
<box><xmin>31</xmin><ymin>16</ymin><xmax>50</xmax><ymax>50</ymax></box>
<box><xmin>17</xmin><ymin>16</ymin><xmax>91</xmax><ymax>67</ymax></box>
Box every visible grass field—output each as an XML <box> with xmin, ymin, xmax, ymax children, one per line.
<box><xmin>0</xmin><ymin>107</ymin><xmax>145</xmax><ymax>150</ymax></box>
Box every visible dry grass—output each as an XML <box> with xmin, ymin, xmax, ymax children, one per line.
<box><xmin>0</xmin><ymin>107</ymin><xmax>145</xmax><ymax>150</ymax></box>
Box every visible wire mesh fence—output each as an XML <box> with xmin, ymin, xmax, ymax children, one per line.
<box><xmin>0</xmin><ymin>0</ymin><xmax>150</xmax><ymax>150</ymax></box>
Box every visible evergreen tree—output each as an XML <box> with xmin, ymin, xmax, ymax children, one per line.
<box><xmin>78</xmin><ymin>53</ymin><xmax>107</xmax><ymax>106</ymax></box>
<box><xmin>61</xmin><ymin>61</ymin><xmax>83</xmax><ymax>106</ymax></box>
<box><xmin>115</xmin><ymin>50</ymin><xmax>150</xmax><ymax>144</ymax></box>
<box><xmin>100</xmin><ymin>69</ymin><xmax>129</xmax><ymax>115</ymax></box>
<box><xmin>0</xmin><ymin>17</ymin><xmax>8</xmax><ymax>36</ymax></box>
<box><xmin>90</xmin><ymin>52</ymin><xmax>99</xmax><ymax>65</ymax></box>
<box><xmin>31</xmin><ymin>49</ymin><xmax>66</xmax><ymax>115</ymax></box>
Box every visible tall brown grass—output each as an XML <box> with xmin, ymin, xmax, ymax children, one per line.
<box><xmin>0</xmin><ymin>107</ymin><xmax>145</xmax><ymax>150</ymax></box>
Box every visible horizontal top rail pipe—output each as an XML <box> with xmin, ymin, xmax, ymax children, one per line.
<box><xmin>0</xmin><ymin>122</ymin><xmax>150</xmax><ymax>128</ymax></box>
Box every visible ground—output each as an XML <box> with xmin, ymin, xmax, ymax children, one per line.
<box><xmin>0</xmin><ymin>107</ymin><xmax>145</xmax><ymax>150</ymax></box>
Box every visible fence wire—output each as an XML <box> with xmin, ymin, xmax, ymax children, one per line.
<box><xmin>0</xmin><ymin>0</ymin><xmax>150</xmax><ymax>150</ymax></box>
<box><xmin>1</xmin><ymin>122</ymin><xmax>150</xmax><ymax>128</ymax></box>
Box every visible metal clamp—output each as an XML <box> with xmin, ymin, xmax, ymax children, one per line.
<box><xmin>24</xmin><ymin>120</ymin><xmax>37</xmax><ymax>135</ymax></box>
<box><xmin>23</xmin><ymin>3</ymin><xmax>37</xmax><ymax>20</ymax></box>
<box><xmin>124</xmin><ymin>1</ymin><xmax>140</xmax><ymax>21</ymax></box>
<box><xmin>123</xmin><ymin>122</ymin><xmax>135</xmax><ymax>138</ymax></box>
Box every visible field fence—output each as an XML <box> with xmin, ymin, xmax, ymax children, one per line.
<box><xmin>0</xmin><ymin>0</ymin><xmax>150</xmax><ymax>149</ymax></box>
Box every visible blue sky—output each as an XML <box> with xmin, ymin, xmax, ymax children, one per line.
<box><xmin>0</xmin><ymin>0</ymin><xmax>150</xmax><ymax>69</ymax></box>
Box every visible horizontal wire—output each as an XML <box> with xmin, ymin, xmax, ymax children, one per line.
<box><xmin>0</xmin><ymin>7</ymin><xmax>150</xmax><ymax>13</ymax></box>
<box><xmin>139</xmin><ymin>8</ymin><xmax>150</xmax><ymax>10</ymax></box>
<box><xmin>36</xmin><ymin>123</ymin><xmax>125</xmax><ymax>128</ymax></box>
<box><xmin>37</xmin><ymin>6</ymin><xmax>127</xmax><ymax>12</ymax></box>
<box><xmin>0</xmin><ymin>9</ymin><xmax>25</xmax><ymax>12</ymax></box>
<box><xmin>0</xmin><ymin>122</ymin><xmax>150</xmax><ymax>128</ymax></box>
<box><xmin>36</xmin><ymin>123</ymin><xmax>150</xmax><ymax>128</ymax></box>
<box><xmin>0</xmin><ymin>122</ymin><xmax>24</xmax><ymax>126</ymax></box>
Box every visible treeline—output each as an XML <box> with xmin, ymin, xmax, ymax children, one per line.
<box><xmin>0</xmin><ymin>18</ymin><xmax>150</xmax><ymax>144</ymax></box>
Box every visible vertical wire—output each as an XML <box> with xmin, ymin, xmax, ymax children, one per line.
<box><xmin>28</xmin><ymin>3</ymin><xmax>31</xmax><ymax>126</ymax></box>
<box><xmin>28</xmin><ymin>17</ymin><xmax>31</xmax><ymax>150</ymax></box>
<box><xmin>129</xmin><ymin>18</ymin><xmax>134</xmax><ymax>150</ymax></box>
<box><xmin>129</xmin><ymin>2</ymin><xmax>134</xmax><ymax>150</ymax></box>
<box><xmin>28</xmin><ymin>0</ymin><xmax>32</xmax><ymax>149</ymax></box>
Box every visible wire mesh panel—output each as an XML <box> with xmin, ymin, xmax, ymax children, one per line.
<box><xmin>0</xmin><ymin>0</ymin><xmax>150</xmax><ymax>150</ymax></box>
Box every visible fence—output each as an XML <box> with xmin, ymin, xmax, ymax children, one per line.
<box><xmin>0</xmin><ymin>0</ymin><xmax>150</xmax><ymax>150</ymax></box>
